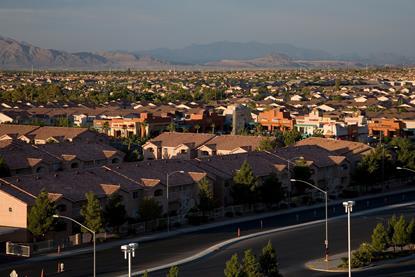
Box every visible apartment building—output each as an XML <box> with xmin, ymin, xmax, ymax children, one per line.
<box><xmin>257</xmin><ymin>108</ymin><xmax>295</xmax><ymax>132</ymax></box>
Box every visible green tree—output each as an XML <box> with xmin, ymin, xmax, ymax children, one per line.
<box><xmin>80</xmin><ymin>192</ymin><xmax>103</xmax><ymax>233</ymax></box>
<box><xmin>392</xmin><ymin>215</ymin><xmax>409</xmax><ymax>251</ymax></box>
<box><xmin>167</xmin><ymin>122</ymin><xmax>176</xmax><ymax>132</ymax></box>
<box><xmin>350</xmin><ymin>243</ymin><xmax>374</xmax><ymax>268</ymax></box>
<box><xmin>28</xmin><ymin>190</ymin><xmax>56</xmax><ymax>240</ymax></box>
<box><xmin>387</xmin><ymin>215</ymin><xmax>398</xmax><ymax>250</ymax></box>
<box><xmin>0</xmin><ymin>155</ymin><xmax>11</xmax><ymax>177</ymax></box>
<box><xmin>257</xmin><ymin>137</ymin><xmax>278</xmax><ymax>151</ymax></box>
<box><xmin>352</xmin><ymin>145</ymin><xmax>393</xmax><ymax>192</ymax></box>
<box><xmin>371</xmin><ymin>223</ymin><xmax>388</xmax><ymax>252</ymax></box>
<box><xmin>407</xmin><ymin>218</ymin><xmax>415</xmax><ymax>247</ymax></box>
<box><xmin>198</xmin><ymin>177</ymin><xmax>216</xmax><ymax>215</ymax></box>
<box><xmin>142</xmin><ymin>270</ymin><xmax>149</xmax><ymax>277</ymax></box>
<box><xmin>139</xmin><ymin>198</ymin><xmax>163</xmax><ymax>221</ymax></box>
<box><xmin>103</xmin><ymin>193</ymin><xmax>127</xmax><ymax>232</ymax></box>
<box><xmin>242</xmin><ymin>249</ymin><xmax>262</xmax><ymax>277</ymax></box>
<box><xmin>258</xmin><ymin>174</ymin><xmax>283</xmax><ymax>207</ymax></box>
<box><xmin>194</xmin><ymin>124</ymin><xmax>201</xmax><ymax>133</ymax></box>
<box><xmin>224</xmin><ymin>254</ymin><xmax>243</xmax><ymax>277</ymax></box>
<box><xmin>391</xmin><ymin>137</ymin><xmax>415</xmax><ymax>169</ymax></box>
<box><xmin>259</xmin><ymin>241</ymin><xmax>281</xmax><ymax>277</ymax></box>
<box><xmin>282</xmin><ymin>129</ymin><xmax>302</xmax><ymax>146</ymax></box>
<box><xmin>232</xmin><ymin>161</ymin><xmax>258</xmax><ymax>205</ymax></box>
<box><xmin>166</xmin><ymin>265</ymin><xmax>179</xmax><ymax>277</ymax></box>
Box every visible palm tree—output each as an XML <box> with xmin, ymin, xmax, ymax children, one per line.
<box><xmin>211</xmin><ymin>123</ymin><xmax>216</xmax><ymax>134</ymax></box>
<box><xmin>194</xmin><ymin>124</ymin><xmax>201</xmax><ymax>133</ymax></box>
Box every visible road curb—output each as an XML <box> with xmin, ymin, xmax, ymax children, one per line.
<box><xmin>118</xmin><ymin>201</ymin><xmax>415</xmax><ymax>276</ymax></box>
<box><xmin>305</xmin><ymin>253</ymin><xmax>415</xmax><ymax>273</ymax></box>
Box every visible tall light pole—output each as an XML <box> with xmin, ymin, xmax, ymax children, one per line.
<box><xmin>121</xmin><ymin>242</ymin><xmax>138</xmax><ymax>277</ymax></box>
<box><xmin>166</xmin><ymin>170</ymin><xmax>185</xmax><ymax>232</ymax></box>
<box><xmin>343</xmin><ymin>201</ymin><xmax>355</xmax><ymax>277</ymax></box>
<box><xmin>53</xmin><ymin>214</ymin><xmax>96</xmax><ymax>277</ymax></box>
<box><xmin>291</xmin><ymin>178</ymin><xmax>329</xmax><ymax>261</ymax></box>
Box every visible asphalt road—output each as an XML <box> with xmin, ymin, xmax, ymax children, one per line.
<box><xmin>136</xmin><ymin>204</ymin><xmax>415</xmax><ymax>277</ymax></box>
<box><xmin>1</xmin><ymin>190</ymin><xmax>415</xmax><ymax>277</ymax></box>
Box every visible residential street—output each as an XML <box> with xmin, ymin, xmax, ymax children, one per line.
<box><xmin>1</xmin><ymin>190</ymin><xmax>415</xmax><ymax>277</ymax></box>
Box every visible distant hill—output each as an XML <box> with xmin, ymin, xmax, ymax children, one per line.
<box><xmin>0</xmin><ymin>36</ymin><xmax>169</xmax><ymax>69</ymax></box>
<box><xmin>0</xmin><ymin>36</ymin><xmax>413</xmax><ymax>69</ymax></box>
<box><xmin>205</xmin><ymin>53</ymin><xmax>300</xmax><ymax>68</ymax></box>
<box><xmin>138</xmin><ymin>41</ymin><xmax>333</xmax><ymax>64</ymax></box>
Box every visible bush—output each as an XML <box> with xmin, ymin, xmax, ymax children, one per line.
<box><xmin>341</xmin><ymin>243</ymin><xmax>375</xmax><ymax>268</ymax></box>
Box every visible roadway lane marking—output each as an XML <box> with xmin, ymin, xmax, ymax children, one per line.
<box><xmin>119</xmin><ymin>201</ymin><xmax>415</xmax><ymax>277</ymax></box>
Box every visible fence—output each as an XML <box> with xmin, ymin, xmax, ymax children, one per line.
<box><xmin>6</xmin><ymin>242</ymin><xmax>31</xmax><ymax>257</ymax></box>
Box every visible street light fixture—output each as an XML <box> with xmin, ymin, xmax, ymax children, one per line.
<box><xmin>396</xmin><ymin>166</ymin><xmax>415</xmax><ymax>173</ymax></box>
<box><xmin>121</xmin><ymin>242</ymin><xmax>138</xmax><ymax>277</ymax></box>
<box><xmin>53</xmin><ymin>214</ymin><xmax>96</xmax><ymax>277</ymax></box>
<box><xmin>290</xmin><ymin>178</ymin><xmax>329</xmax><ymax>261</ymax></box>
<box><xmin>342</xmin><ymin>201</ymin><xmax>355</xmax><ymax>277</ymax></box>
<box><xmin>166</xmin><ymin>170</ymin><xmax>185</xmax><ymax>232</ymax></box>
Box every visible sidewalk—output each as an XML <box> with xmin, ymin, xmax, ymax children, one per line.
<box><xmin>305</xmin><ymin>253</ymin><xmax>347</xmax><ymax>273</ymax></box>
<box><xmin>306</xmin><ymin>251</ymin><xmax>415</xmax><ymax>273</ymax></box>
<box><xmin>3</xmin><ymin>186</ymin><xmax>415</xmax><ymax>269</ymax></box>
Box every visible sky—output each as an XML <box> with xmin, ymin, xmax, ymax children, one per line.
<box><xmin>0</xmin><ymin>0</ymin><xmax>414</xmax><ymax>56</ymax></box>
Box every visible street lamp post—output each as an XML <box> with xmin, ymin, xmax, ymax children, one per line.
<box><xmin>343</xmin><ymin>201</ymin><xmax>355</xmax><ymax>277</ymax></box>
<box><xmin>166</xmin><ymin>170</ymin><xmax>185</xmax><ymax>232</ymax></box>
<box><xmin>290</xmin><ymin>179</ymin><xmax>329</xmax><ymax>261</ymax></box>
<box><xmin>53</xmin><ymin>214</ymin><xmax>96</xmax><ymax>277</ymax></box>
<box><xmin>121</xmin><ymin>243</ymin><xmax>138</xmax><ymax>277</ymax></box>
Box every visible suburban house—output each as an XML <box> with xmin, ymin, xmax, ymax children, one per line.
<box><xmin>368</xmin><ymin>118</ymin><xmax>405</xmax><ymax>138</ymax></box>
<box><xmin>257</xmin><ymin>108</ymin><xmax>295</xmax><ymax>132</ymax></box>
<box><xmin>196</xmin><ymin>135</ymin><xmax>263</xmax><ymax>158</ymax></box>
<box><xmin>142</xmin><ymin>132</ymin><xmax>216</xmax><ymax>160</ymax></box>
<box><xmin>93</xmin><ymin>112</ymin><xmax>172</xmax><ymax>138</ymax></box>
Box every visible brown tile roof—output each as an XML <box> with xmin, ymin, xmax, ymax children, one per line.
<box><xmin>147</xmin><ymin>132</ymin><xmax>216</xmax><ymax>149</ymax></box>
<box><xmin>295</xmin><ymin>137</ymin><xmax>372</xmax><ymax>163</ymax></box>
<box><xmin>200</xmin><ymin>135</ymin><xmax>264</xmax><ymax>151</ymax></box>
<box><xmin>0</xmin><ymin>124</ymin><xmax>40</xmax><ymax>138</ymax></box>
<box><xmin>0</xmin><ymin>140</ymin><xmax>60</xmax><ymax>170</ymax></box>
<box><xmin>27</xmin><ymin>126</ymin><xmax>96</xmax><ymax>142</ymax></box>
<box><xmin>0</xmin><ymin>170</ymin><xmax>129</xmax><ymax>203</ymax></box>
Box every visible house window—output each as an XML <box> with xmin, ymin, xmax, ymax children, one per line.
<box><xmin>154</xmin><ymin>189</ymin><xmax>163</xmax><ymax>197</ymax></box>
<box><xmin>148</xmin><ymin>148</ymin><xmax>154</xmax><ymax>153</ymax></box>
<box><xmin>9</xmin><ymin>207</ymin><xmax>12</xmax><ymax>212</ymax></box>
<box><xmin>201</xmin><ymin>151</ymin><xmax>209</xmax><ymax>156</ymax></box>
<box><xmin>71</xmin><ymin>162</ymin><xmax>79</xmax><ymax>169</ymax></box>
<box><xmin>180</xmin><ymin>149</ymin><xmax>187</xmax><ymax>154</ymax></box>
<box><xmin>341</xmin><ymin>164</ymin><xmax>348</xmax><ymax>170</ymax></box>
<box><xmin>133</xmin><ymin>191</ymin><xmax>139</xmax><ymax>199</ymax></box>
<box><xmin>112</xmin><ymin>158</ymin><xmax>120</xmax><ymax>164</ymax></box>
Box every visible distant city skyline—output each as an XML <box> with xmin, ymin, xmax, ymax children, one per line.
<box><xmin>0</xmin><ymin>0</ymin><xmax>414</xmax><ymax>56</ymax></box>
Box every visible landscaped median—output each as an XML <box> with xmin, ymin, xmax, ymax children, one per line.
<box><xmin>306</xmin><ymin>214</ymin><xmax>415</xmax><ymax>273</ymax></box>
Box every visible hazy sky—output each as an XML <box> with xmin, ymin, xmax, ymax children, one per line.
<box><xmin>0</xmin><ymin>0</ymin><xmax>414</xmax><ymax>56</ymax></box>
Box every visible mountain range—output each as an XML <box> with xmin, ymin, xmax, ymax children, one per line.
<box><xmin>0</xmin><ymin>36</ymin><xmax>168</xmax><ymax>70</ymax></box>
<box><xmin>0</xmin><ymin>36</ymin><xmax>413</xmax><ymax>70</ymax></box>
